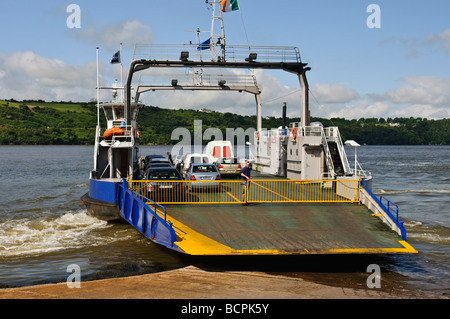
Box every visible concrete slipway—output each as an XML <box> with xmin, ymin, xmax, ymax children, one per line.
<box><xmin>0</xmin><ymin>265</ymin><xmax>432</xmax><ymax>299</ymax></box>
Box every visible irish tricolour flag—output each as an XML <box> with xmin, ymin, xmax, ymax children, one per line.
<box><xmin>220</xmin><ymin>0</ymin><xmax>239</xmax><ymax>12</ymax></box>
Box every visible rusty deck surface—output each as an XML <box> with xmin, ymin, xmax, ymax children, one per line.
<box><xmin>163</xmin><ymin>203</ymin><xmax>417</xmax><ymax>255</ymax></box>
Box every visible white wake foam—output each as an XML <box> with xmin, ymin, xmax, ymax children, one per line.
<box><xmin>0</xmin><ymin>210</ymin><xmax>111</xmax><ymax>258</ymax></box>
<box><xmin>375</xmin><ymin>189</ymin><xmax>450</xmax><ymax>195</ymax></box>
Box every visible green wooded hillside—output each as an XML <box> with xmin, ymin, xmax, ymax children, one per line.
<box><xmin>0</xmin><ymin>99</ymin><xmax>449</xmax><ymax>145</ymax></box>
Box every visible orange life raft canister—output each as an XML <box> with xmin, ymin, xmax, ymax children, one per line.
<box><xmin>103</xmin><ymin>127</ymin><xmax>124</xmax><ymax>138</ymax></box>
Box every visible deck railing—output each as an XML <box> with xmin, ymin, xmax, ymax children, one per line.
<box><xmin>128</xmin><ymin>179</ymin><xmax>361</xmax><ymax>205</ymax></box>
<box><xmin>360</xmin><ymin>186</ymin><xmax>407</xmax><ymax>240</ymax></box>
<box><xmin>379</xmin><ymin>195</ymin><xmax>400</xmax><ymax>223</ymax></box>
<box><xmin>133</xmin><ymin>44</ymin><xmax>301</xmax><ymax>63</ymax></box>
<box><xmin>100</xmin><ymin>124</ymin><xmax>136</xmax><ymax>147</ymax></box>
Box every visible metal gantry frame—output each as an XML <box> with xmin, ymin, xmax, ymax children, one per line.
<box><xmin>135</xmin><ymin>71</ymin><xmax>264</xmax><ymax>130</ymax></box>
<box><xmin>124</xmin><ymin>45</ymin><xmax>310</xmax><ymax>178</ymax></box>
<box><xmin>126</xmin><ymin>46</ymin><xmax>310</xmax><ymax>128</ymax></box>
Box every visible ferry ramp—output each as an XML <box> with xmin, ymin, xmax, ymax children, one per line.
<box><xmin>163</xmin><ymin>203</ymin><xmax>416</xmax><ymax>255</ymax></box>
<box><xmin>123</xmin><ymin>178</ymin><xmax>417</xmax><ymax>256</ymax></box>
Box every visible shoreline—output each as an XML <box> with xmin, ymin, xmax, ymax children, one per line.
<box><xmin>0</xmin><ymin>265</ymin><xmax>441</xmax><ymax>299</ymax></box>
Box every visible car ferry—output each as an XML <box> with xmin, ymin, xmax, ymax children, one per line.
<box><xmin>81</xmin><ymin>0</ymin><xmax>417</xmax><ymax>256</ymax></box>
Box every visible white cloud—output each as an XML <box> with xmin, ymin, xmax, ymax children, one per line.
<box><xmin>307</xmin><ymin>83</ymin><xmax>382</xmax><ymax>120</ymax></box>
<box><xmin>381</xmin><ymin>36</ymin><xmax>422</xmax><ymax>58</ymax></box>
<box><xmin>1</xmin><ymin>51</ymin><xmax>448</xmax><ymax>120</ymax></box>
<box><xmin>317</xmin><ymin>100</ymin><xmax>390</xmax><ymax>120</ymax></box>
<box><xmin>427</xmin><ymin>29</ymin><xmax>450</xmax><ymax>53</ymax></box>
<box><xmin>307</xmin><ymin>76</ymin><xmax>450</xmax><ymax>120</ymax></box>
<box><xmin>390</xmin><ymin>104</ymin><xmax>449</xmax><ymax>120</ymax></box>
<box><xmin>383</xmin><ymin>29</ymin><xmax>450</xmax><ymax>58</ymax></box>
<box><xmin>5</xmin><ymin>51</ymin><xmax>93</xmax><ymax>86</ymax></box>
<box><xmin>0</xmin><ymin>51</ymin><xmax>108</xmax><ymax>101</ymax></box>
<box><xmin>368</xmin><ymin>76</ymin><xmax>450</xmax><ymax>116</ymax></box>
<box><xmin>311</xmin><ymin>83</ymin><xmax>359</xmax><ymax>104</ymax></box>
<box><xmin>137</xmin><ymin>68</ymin><xmax>303</xmax><ymax>118</ymax></box>
<box><xmin>73</xmin><ymin>20</ymin><xmax>154</xmax><ymax>50</ymax></box>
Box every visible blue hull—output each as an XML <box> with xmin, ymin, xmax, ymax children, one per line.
<box><xmin>117</xmin><ymin>179</ymin><xmax>180</xmax><ymax>252</ymax></box>
<box><xmin>80</xmin><ymin>179</ymin><xmax>121</xmax><ymax>221</ymax></box>
<box><xmin>89</xmin><ymin>179</ymin><xmax>119</xmax><ymax>204</ymax></box>
<box><xmin>81</xmin><ymin>178</ymin><xmax>180</xmax><ymax>252</ymax></box>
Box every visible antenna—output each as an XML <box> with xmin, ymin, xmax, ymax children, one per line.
<box><xmin>185</xmin><ymin>27</ymin><xmax>207</xmax><ymax>85</ymax></box>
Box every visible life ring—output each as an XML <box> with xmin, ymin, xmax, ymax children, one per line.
<box><xmin>292</xmin><ymin>127</ymin><xmax>297</xmax><ymax>140</ymax></box>
<box><xmin>103</xmin><ymin>127</ymin><xmax>124</xmax><ymax>138</ymax></box>
<box><xmin>256</xmin><ymin>131</ymin><xmax>260</xmax><ymax>140</ymax></box>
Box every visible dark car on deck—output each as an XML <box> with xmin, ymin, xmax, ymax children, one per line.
<box><xmin>143</xmin><ymin>155</ymin><xmax>172</xmax><ymax>171</ymax></box>
<box><xmin>143</xmin><ymin>167</ymin><xmax>185</xmax><ymax>203</ymax></box>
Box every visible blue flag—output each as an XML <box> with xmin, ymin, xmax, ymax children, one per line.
<box><xmin>197</xmin><ymin>38</ymin><xmax>211</xmax><ymax>51</ymax></box>
<box><xmin>111</xmin><ymin>50</ymin><xmax>121</xmax><ymax>64</ymax></box>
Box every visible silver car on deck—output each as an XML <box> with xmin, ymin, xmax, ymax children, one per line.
<box><xmin>185</xmin><ymin>163</ymin><xmax>221</xmax><ymax>189</ymax></box>
<box><xmin>215</xmin><ymin>157</ymin><xmax>242</xmax><ymax>177</ymax></box>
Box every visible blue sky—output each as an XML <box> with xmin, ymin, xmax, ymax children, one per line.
<box><xmin>1</xmin><ymin>0</ymin><xmax>449</xmax><ymax>119</ymax></box>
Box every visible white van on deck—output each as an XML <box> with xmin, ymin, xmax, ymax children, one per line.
<box><xmin>203</xmin><ymin>141</ymin><xmax>234</xmax><ymax>163</ymax></box>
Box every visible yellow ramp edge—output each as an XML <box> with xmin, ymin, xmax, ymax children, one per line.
<box><xmin>166</xmin><ymin>213</ymin><xmax>418</xmax><ymax>256</ymax></box>
<box><xmin>168</xmin><ymin>214</ymin><xmax>235</xmax><ymax>255</ymax></box>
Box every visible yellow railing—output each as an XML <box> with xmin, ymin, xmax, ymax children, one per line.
<box><xmin>129</xmin><ymin>180</ymin><xmax>243</xmax><ymax>205</ymax></box>
<box><xmin>128</xmin><ymin>179</ymin><xmax>360</xmax><ymax>205</ymax></box>
<box><xmin>246</xmin><ymin>179</ymin><xmax>360</xmax><ymax>203</ymax></box>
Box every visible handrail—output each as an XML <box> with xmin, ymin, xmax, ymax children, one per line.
<box><xmin>133</xmin><ymin>43</ymin><xmax>301</xmax><ymax>63</ymax></box>
<box><xmin>138</xmin><ymin>73</ymin><xmax>258</xmax><ymax>87</ymax></box>
<box><xmin>363</xmin><ymin>186</ymin><xmax>406</xmax><ymax>240</ymax></box>
<box><xmin>225</xmin><ymin>45</ymin><xmax>301</xmax><ymax>63</ymax></box>
<box><xmin>379</xmin><ymin>195</ymin><xmax>400</xmax><ymax>223</ymax></box>
<box><xmin>356</xmin><ymin>160</ymin><xmax>372</xmax><ymax>179</ymax></box>
<box><xmin>133</xmin><ymin>191</ymin><xmax>168</xmax><ymax>223</ymax></box>
<box><xmin>348</xmin><ymin>160</ymin><xmax>372</xmax><ymax>179</ymax></box>
<box><xmin>319</xmin><ymin>127</ymin><xmax>336</xmax><ymax>178</ymax></box>
<box><xmin>118</xmin><ymin>179</ymin><xmax>176</xmax><ymax>248</ymax></box>
<box><xmin>326</xmin><ymin>127</ymin><xmax>351</xmax><ymax>174</ymax></box>
<box><xmin>100</xmin><ymin>124</ymin><xmax>136</xmax><ymax>146</ymax></box>
<box><xmin>127</xmin><ymin>178</ymin><xmax>361</xmax><ymax>205</ymax></box>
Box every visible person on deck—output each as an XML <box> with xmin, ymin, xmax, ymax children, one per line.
<box><xmin>240</xmin><ymin>161</ymin><xmax>252</xmax><ymax>204</ymax></box>
<box><xmin>167</xmin><ymin>152</ymin><xmax>174</xmax><ymax>166</ymax></box>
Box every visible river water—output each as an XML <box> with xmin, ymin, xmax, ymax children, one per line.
<box><xmin>0</xmin><ymin>145</ymin><xmax>448</xmax><ymax>297</ymax></box>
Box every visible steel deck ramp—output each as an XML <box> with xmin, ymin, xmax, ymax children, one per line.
<box><xmin>163</xmin><ymin>203</ymin><xmax>417</xmax><ymax>256</ymax></box>
<box><xmin>119</xmin><ymin>179</ymin><xmax>416</xmax><ymax>256</ymax></box>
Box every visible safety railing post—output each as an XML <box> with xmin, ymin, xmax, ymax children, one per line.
<box><xmin>245</xmin><ymin>180</ymin><xmax>249</xmax><ymax>204</ymax></box>
<box><xmin>241</xmin><ymin>180</ymin><xmax>248</xmax><ymax>205</ymax></box>
<box><xmin>358</xmin><ymin>176</ymin><xmax>362</xmax><ymax>204</ymax></box>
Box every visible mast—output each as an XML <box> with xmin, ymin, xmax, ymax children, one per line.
<box><xmin>93</xmin><ymin>47</ymin><xmax>100</xmax><ymax>175</ymax></box>
<box><xmin>120</xmin><ymin>42</ymin><xmax>124</xmax><ymax>102</ymax></box>
<box><xmin>207</xmin><ymin>0</ymin><xmax>225</xmax><ymax>62</ymax></box>
<box><xmin>96</xmin><ymin>47</ymin><xmax>100</xmax><ymax>127</ymax></box>
<box><xmin>191</xmin><ymin>1</ymin><xmax>226</xmax><ymax>86</ymax></box>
